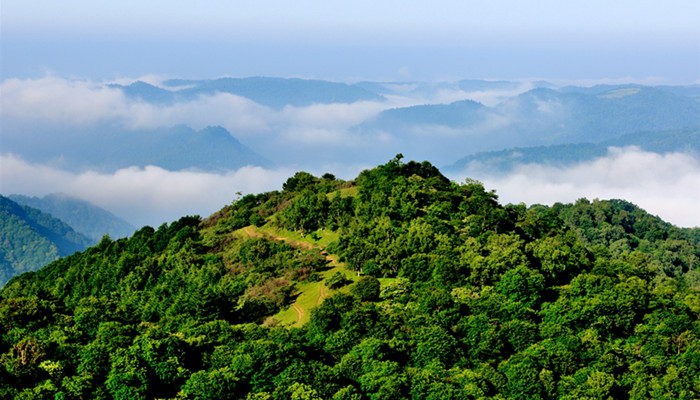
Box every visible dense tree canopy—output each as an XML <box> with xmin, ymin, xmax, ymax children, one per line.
<box><xmin>1</xmin><ymin>157</ymin><xmax>698</xmax><ymax>399</ymax></box>
<box><xmin>0</xmin><ymin>195</ymin><xmax>93</xmax><ymax>286</ymax></box>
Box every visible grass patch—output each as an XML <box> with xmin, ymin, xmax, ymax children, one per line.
<box><xmin>256</xmin><ymin>224</ymin><xmax>340</xmax><ymax>249</ymax></box>
<box><xmin>335</xmin><ymin>186</ymin><xmax>360</xmax><ymax>198</ymax></box>
<box><xmin>272</xmin><ymin>250</ymin><xmax>359</xmax><ymax>327</ymax></box>
<box><xmin>237</xmin><ymin>222</ymin><xmax>365</xmax><ymax>328</ymax></box>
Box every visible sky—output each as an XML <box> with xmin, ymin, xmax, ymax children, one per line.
<box><xmin>2</xmin><ymin>1</ymin><xmax>699</xmax><ymax>82</ymax></box>
<box><xmin>1</xmin><ymin>1</ymin><xmax>699</xmax><ymax>229</ymax></box>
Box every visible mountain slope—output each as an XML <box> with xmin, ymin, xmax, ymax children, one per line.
<box><xmin>8</xmin><ymin>193</ymin><xmax>136</xmax><ymax>241</ymax></box>
<box><xmin>533</xmin><ymin>198</ymin><xmax>700</xmax><ymax>288</ymax></box>
<box><xmin>0</xmin><ymin>195</ymin><xmax>92</xmax><ymax>286</ymax></box>
<box><xmin>1</xmin><ymin>158</ymin><xmax>698</xmax><ymax>399</ymax></box>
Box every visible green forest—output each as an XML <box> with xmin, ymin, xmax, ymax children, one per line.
<box><xmin>1</xmin><ymin>157</ymin><xmax>698</xmax><ymax>399</ymax></box>
<box><xmin>0</xmin><ymin>196</ymin><xmax>93</xmax><ymax>286</ymax></box>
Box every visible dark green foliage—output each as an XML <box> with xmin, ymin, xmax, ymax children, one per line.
<box><xmin>534</xmin><ymin>198</ymin><xmax>700</xmax><ymax>288</ymax></box>
<box><xmin>350</xmin><ymin>276</ymin><xmax>380</xmax><ymax>301</ymax></box>
<box><xmin>0</xmin><ymin>195</ymin><xmax>93</xmax><ymax>286</ymax></box>
<box><xmin>280</xmin><ymin>190</ymin><xmax>330</xmax><ymax>234</ymax></box>
<box><xmin>325</xmin><ymin>272</ymin><xmax>350</xmax><ymax>289</ymax></box>
<box><xmin>283</xmin><ymin>172</ymin><xmax>320</xmax><ymax>192</ymax></box>
<box><xmin>1</xmin><ymin>158</ymin><xmax>698</xmax><ymax>399</ymax></box>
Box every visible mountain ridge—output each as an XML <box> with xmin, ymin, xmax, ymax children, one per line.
<box><xmin>445</xmin><ymin>126</ymin><xmax>700</xmax><ymax>173</ymax></box>
<box><xmin>7</xmin><ymin>193</ymin><xmax>136</xmax><ymax>241</ymax></box>
<box><xmin>0</xmin><ymin>195</ymin><xmax>92</xmax><ymax>286</ymax></box>
<box><xmin>1</xmin><ymin>158</ymin><xmax>698</xmax><ymax>398</ymax></box>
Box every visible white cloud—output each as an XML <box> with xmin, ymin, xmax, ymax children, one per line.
<box><xmin>1</xmin><ymin>77</ymin><xmax>126</xmax><ymax>124</ymax></box>
<box><xmin>461</xmin><ymin>82</ymin><xmax>534</xmax><ymax>107</ymax></box>
<box><xmin>0</xmin><ymin>77</ymin><xmax>273</xmax><ymax>133</ymax></box>
<box><xmin>127</xmin><ymin>93</ymin><xmax>273</xmax><ymax>133</ymax></box>
<box><xmin>449</xmin><ymin>147</ymin><xmax>700</xmax><ymax>228</ymax></box>
<box><xmin>0</xmin><ymin>154</ymin><xmax>294</xmax><ymax>228</ymax></box>
<box><xmin>5</xmin><ymin>76</ymin><xmax>505</xmax><ymax>165</ymax></box>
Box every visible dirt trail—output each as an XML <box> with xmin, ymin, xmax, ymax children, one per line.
<box><xmin>241</xmin><ymin>226</ymin><xmax>314</xmax><ymax>250</ymax></box>
<box><xmin>241</xmin><ymin>225</ymin><xmax>340</xmax><ymax>325</ymax></box>
<box><xmin>317</xmin><ymin>284</ymin><xmax>326</xmax><ymax>305</ymax></box>
<box><xmin>292</xmin><ymin>304</ymin><xmax>304</xmax><ymax>326</ymax></box>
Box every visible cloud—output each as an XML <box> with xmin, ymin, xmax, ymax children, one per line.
<box><xmin>448</xmin><ymin>147</ymin><xmax>700</xmax><ymax>228</ymax></box>
<box><xmin>127</xmin><ymin>93</ymin><xmax>273</xmax><ymax>133</ymax></box>
<box><xmin>1</xmin><ymin>77</ymin><xmax>273</xmax><ymax>133</ymax></box>
<box><xmin>6</xmin><ymin>76</ymin><xmax>507</xmax><ymax>166</ymax></box>
<box><xmin>0</xmin><ymin>154</ymin><xmax>295</xmax><ymax>228</ymax></box>
<box><xmin>1</xmin><ymin>77</ymin><xmax>126</xmax><ymax>125</ymax></box>
<box><xmin>461</xmin><ymin>82</ymin><xmax>535</xmax><ymax>107</ymax></box>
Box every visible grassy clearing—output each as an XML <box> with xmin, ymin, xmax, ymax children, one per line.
<box><xmin>238</xmin><ymin>223</ymin><xmax>358</xmax><ymax>327</ymax></box>
<box><xmin>273</xmin><ymin>252</ymin><xmax>358</xmax><ymax>327</ymax></box>
<box><xmin>337</xmin><ymin>186</ymin><xmax>360</xmax><ymax>198</ymax></box>
<box><xmin>256</xmin><ymin>223</ymin><xmax>340</xmax><ymax>249</ymax></box>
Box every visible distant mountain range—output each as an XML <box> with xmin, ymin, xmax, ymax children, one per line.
<box><xmin>4</xmin><ymin>124</ymin><xmax>270</xmax><ymax>172</ymax></box>
<box><xmin>0</xmin><ymin>195</ymin><xmax>93</xmax><ymax>286</ymax></box>
<box><xmin>356</xmin><ymin>85</ymin><xmax>700</xmax><ymax>163</ymax></box>
<box><xmin>8</xmin><ymin>193</ymin><xmax>136</xmax><ymax>241</ymax></box>
<box><xmin>113</xmin><ymin>77</ymin><xmax>384</xmax><ymax>109</ymax></box>
<box><xmin>4</xmin><ymin>77</ymin><xmax>700</xmax><ymax>171</ymax></box>
<box><xmin>445</xmin><ymin>126</ymin><xmax>700</xmax><ymax>174</ymax></box>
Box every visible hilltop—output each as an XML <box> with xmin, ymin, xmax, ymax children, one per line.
<box><xmin>1</xmin><ymin>157</ymin><xmax>698</xmax><ymax>399</ymax></box>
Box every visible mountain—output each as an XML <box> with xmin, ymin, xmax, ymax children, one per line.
<box><xmin>355</xmin><ymin>85</ymin><xmax>700</xmax><ymax>164</ymax></box>
<box><xmin>532</xmin><ymin>198</ymin><xmax>700</xmax><ymax>288</ymax></box>
<box><xmin>499</xmin><ymin>86</ymin><xmax>700</xmax><ymax>143</ymax></box>
<box><xmin>457</xmin><ymin>79</ymin><xmax>521</xmax><ymax>92</ymax></box>
<box><xmin>6</xmin><ymin>78</ymin><xmax>700</xmax><ymax>171</ymax></box>
<box><xmin>445</xmin><ymin>126</ymin><xmax>700</xmax><ymax>174</ymax></box>
<box><xmin>0</xmin><ymin>195</ymin><xmax>92</xmax><ymax>286</ymax></box>
<box><xmin>2</xmin><ymin>158</ymin><xmax>698</xmax><ymax>399</ymax></box>
<box><xmin>108</xmin><ymin>80</ymin><xmax>177</xmax><ymax>104</ymax></box>
<box><xmin>3</xmin><ymin>124</ymin><xmax>271</xmax><ymax>172</ymax></box>
<box><xmin>361</xmin><ymin>99</ymin><xmax>487</xmax><ymax>130</ymax></box>
<box><xmin>7</xmin><ymin>193</ymin><xmax>136</xmax><ymax>241</ymax></box>
<box><xmin>352</xmin><ymin>79</ymin><xmax>525</xmax><ymax>99</ymax></box>
<box><xmin>114</xmin><ymin>77</ymin><xmax>385</xmax><ymax>109</ymax></box>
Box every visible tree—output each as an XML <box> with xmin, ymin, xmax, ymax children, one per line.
<box><xmin>351</xmin><ymin>276</ymin><xmax>380</xmax><ymax>301</ymax></box>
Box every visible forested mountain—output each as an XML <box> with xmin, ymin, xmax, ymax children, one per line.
<box><xmin>446</xmin><ymin>126</ymin><xmax>700</xmax><ymax>173</ymax></box>
<box><xmin>0</xmin><ymin>196</ymin><xmax>92</xmax><ymax>286</ymax></box>
<box><xmin>7</xmin><ymin>193</ymin><xmax>136</xmax><ymax>242</ymax></box>
<box><xmin>1</xmin><ymin>158</ymin><xmax>698</xmax><ymax>399</ymax></box>
<box><xmin>533</xmin><ymin>198</ymin><xmax>700</xmax><ymax>289</ymax></box>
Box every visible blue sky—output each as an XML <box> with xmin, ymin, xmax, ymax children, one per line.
<box><xmin>3</xmin><ymin>0</ymin><xmax>699</xmax><ymax>82</ymax></box>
